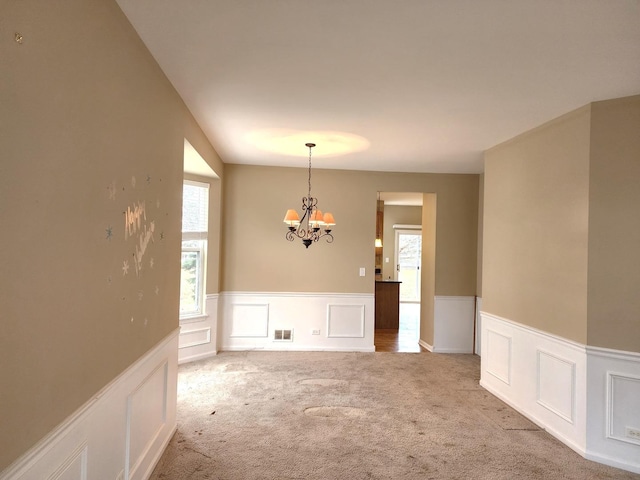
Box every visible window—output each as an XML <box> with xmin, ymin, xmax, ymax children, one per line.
<box><xmin>180</xmin><ymin>180</ymin><xmax>209</xmax><ymax>317</ymax></box>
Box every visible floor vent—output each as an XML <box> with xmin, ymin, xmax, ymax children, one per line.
<box><xmin>274</xmin><ymin>329</ymin><xmax>293</xmax><ymax>341</ymax></box>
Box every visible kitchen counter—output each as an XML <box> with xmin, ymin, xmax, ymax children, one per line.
<box><xmin>375</xmin><ymin>281</ymin><xmax>401</xmax><ymax>329</ymax></box>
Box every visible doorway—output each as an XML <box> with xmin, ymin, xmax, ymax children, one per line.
<box><xmin>394</xmin><ymin>229</ymin><xmax>422</xmax><ymax>303</ymax></box>
<box><xmin>374</xmin><ymin>193</ymin><xmax>426</xmax><ymax>352</ymax></box>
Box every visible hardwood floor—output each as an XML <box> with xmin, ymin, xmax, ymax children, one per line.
<box><xmin>374</xmin><ymin>303</ymin><xmax>427</xmax><ymax>353</ymax></box>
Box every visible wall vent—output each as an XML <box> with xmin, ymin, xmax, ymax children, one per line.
<box><xmin>274</xmin><ymin>329</ymin><xmax>293</xmax><ymax>341</ymax></box>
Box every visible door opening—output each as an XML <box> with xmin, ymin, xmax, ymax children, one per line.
<box><xmin>395</xmin><ymin>229</ymin><xmax>422</xmax><ymax>303</ymax></box>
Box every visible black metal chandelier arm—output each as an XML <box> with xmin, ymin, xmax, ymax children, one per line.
<box><xmin>286</xmin><ymin>227</ymin><xmax>333</xmax><ymax>245</ymax></box>
<box><xmin>302</xmin><ymin>195</ymin><xmax>317</xmax><ymax>211</ymax></box>
<box><xmin>285</xmin><ymin>229</ymin><xmax>298</xmax><ymax>242</ymax></box>
<box><xmin>286</xmin><ymin>225</ymin><xmax>307</xmax><ymax>239</ymax></box>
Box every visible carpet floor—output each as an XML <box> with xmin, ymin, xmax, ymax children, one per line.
<box><xmin>150</xmin><ymin>351</ymin><xmax>638</xmax><ymax>479</ymax></box>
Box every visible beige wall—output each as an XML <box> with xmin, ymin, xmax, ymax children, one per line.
<box><xmin>420</xmin><ymin>194</ymin><xmax>438</xmax><ymax>346</ymax></box>
<box><xmin>483</xmin><ymin>96</ymin><xmax>640</xmax><ymax>352</ymax></box>
<box><xmin>222</xmin><ymin>165</ymin><xmax>478</xmax><ymax>295</ymax></box>
<box><xmin>434</xmin><ymin>175</ymin><xmax>480</xmax><ymax>296</ymax></box>
<box><xmin>587</xmin><ymin>96</ymin><xmax>640</xmax><ymax>352</ymax></box>
<box><xmin>0</xmin><ymin>0</ymin><xmax>219</xmax><ymax>470</ymax></box>
<box><xmin>483</xmin><ymin>107</ymin><xmax>592</xmax><ymax>344</ymax></box>
<box><xmin>476</xmin><ymin>174</ymin><xmax>484</xmax><ymax>297</ymax></box>
<box><xmin>381</xmin><ymin>205</ymin><xmax>423</xmax><ymax>281</ymax></box>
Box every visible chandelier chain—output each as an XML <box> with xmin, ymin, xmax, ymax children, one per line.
<box><xmin>307</xmin><ymin>144</ymin><xmax>312</xmax><ymax>201</ymax></box>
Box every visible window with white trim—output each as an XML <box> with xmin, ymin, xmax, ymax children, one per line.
<box><xmin>180</xmin><ymin>180</ymin><xmax>209</xmax><ymax>317</ymax></box>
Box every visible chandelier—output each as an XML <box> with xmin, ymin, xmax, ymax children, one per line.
<box><xmin>283</xmin><ymin>143</ymin><xmax>335</xmax><ymax>248</ymax></box>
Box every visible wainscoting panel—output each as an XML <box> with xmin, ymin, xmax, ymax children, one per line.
<box><xmin>0</xmin><ymin>330</ymin><xmax>178</xmax><ymax>480</ymax></box>
<box><xmin>327</xmin><ymin>304</ymin><xmax>365</xmax><ymax>338</ymax></box>
<box><xmin>586</xmin><ymin>348</ymin><xmax>640</xmax><ymax>473</ymax></box>
<box><xmin>607</xmin><ymin>373</ymin><xmax>640</xmax><ymax>446</ymax></box>
<box><xmin>480</xmin><ymin>312</ymin><xmax>640</xmax><ymax>474</ymax></box>
<box><xmin>433</xmin><ymin>296</ymin><xmax>475</xmax><ymax>353</ymax></box>
<box><xmin>180</xmin><ymin>328</ymin><xmax>211</xmax><ymax>349</ymax></box>
<box><xmin>178</xmin><ymin>294</ymin><xmax>219</xmax><ymax>364</ymax></box>
<box><xmin>537</xmin><ymin>350</ymin><xmax>575</xmax><ymax>423</ymax></box>
<box><xmin>230</xmin><ymin>303</ymin><xmax>269</xmax><ymax>337</ymax></box>
<box><xmin>220</xmin><ymin>292</ymin><xmax>375</xmax><ymax>352</ymax></box>
<box><xmin>485</xmin><ymin>329</ymin><xmax>511</xmax><ymax>385</ymax></box>
<box><xmin>480</xmin><ymin>312</ymin><xmax>586</xmax><ymax>457</ymax></box>
<box><xmin>126</xmin><ymin>362</ymin><xmax>168</xmax><ymax>479</ymax></box>
<box><xmin>49</xmin><ymin>443</ymin><xmax>87</xmax><ymax>480</ymax></box>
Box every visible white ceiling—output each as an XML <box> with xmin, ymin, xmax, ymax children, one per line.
<box><xmin>116</xmin><ymin>0</ymin><xmax>640</xmax><ymax>174</ymax></box>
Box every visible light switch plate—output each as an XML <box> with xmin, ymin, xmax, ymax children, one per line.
<box><xmin>359</xmin><ymin>267</ymin><xmax>365</xmax><ymax>276</ymax></box>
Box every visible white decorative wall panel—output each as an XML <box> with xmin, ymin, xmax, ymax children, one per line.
<box><xmin>433</xmin><ymin>296</ymin><xmax>475</xmax><ymax>353</ymax></box>
<box><xmin>485</xmin><ymin>329</ymin><xmax>511</xmax><ymax>385</ymax></box>
<box><xmin>48</xmin><ymin>444</ymin><xmax>87</xmax><ymax>480</ymax></box>
<box><xmin>327</xmin><ymin>304</ymin><xmax>365</xmax><ymax>338</ymax></box>
<box><xmin>0</xmin><ymin>331</ymin><xmax>178</xmax><ymax>480</ymax></box>
<box><xmin>230</xmin><ymin>304</ymin><xmax>269</xmax><ymax>337</ymax></box>
<box><xmin>126</xmin><ymin>362</ymin><xmax>168</xmax><ymax>479</ymax></box>
<box><xmin>480</xmin><ymin>312</ymin><xmax>587</xmax><ymax>458</ymax></box>
<box><xmin>587</xmin><ymin>348</ymin><xmax>640</xmax><ymax>473</ymax></box>
<box><xmin>537</xmin><ymin>350</ymin><xmax>575</xmax><ymax>423</ymax></box>
<box><xmin>179</xmin><ymin>294</ymin><xmax>219</xmax><ymax>364</ymax></box>
<box><xmin>219</xmin><ymin>292</ymin><xmax>375</xmax><ymax>352</ymax></box>
<box><xmin>179</xmin><ymin>327</ymin><xmax>211</xmax><ymax>349</ymax></box>
<box><xmin>480</xmin><ymin>312</ymin><xmax>640</xmax><ymax>474</ymax></box>
<box><xmin>607</xmin><ymin>373</ymin><xmax>640</xmax><ymax>446</ymax></box>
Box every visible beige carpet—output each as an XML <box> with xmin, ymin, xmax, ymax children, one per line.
<box><xmin>150</xmin><ymin>351</ymin><xmax>638</xmax><ymax>479</ymax></box>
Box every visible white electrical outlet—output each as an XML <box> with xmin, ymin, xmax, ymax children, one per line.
<box><xmin>311</xmin><ymin>329</ymin><xmax>320</xmax><ymax>335</ymax></box>
<box><xmin>359</xmin><ymin>267</ymin><xmax>365</xmax><ymax>276</ymax></box>
<box><xmin>626</xmin><ymin>426</ymin><xmax>640</xmax><ymax>440</ymax></box>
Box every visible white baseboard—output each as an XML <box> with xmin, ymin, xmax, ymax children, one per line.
<box><xmin>433</xmin><ymin>296</ymin><xmax>475</xmax><ymax>353</ymax></box>
<box><xmin>0</xmin><ymin>330</ymin><xmax>179</xmax><ymax>480</ymax></box>
<box><xmin>178</xmin><ymin>350</ymin><xmax>219</xmax><ymax>364</ymax></box>
<box><xmin>584</xmin><ymin>451</ymin><xmax>640</xmax><ymax>475</ymax></box>
<box><xmin>222</xmin><ymin>345</ymin><xmax>376</xmax><ymax>352</ymax></box>
<box><xmin>480</xmin><ymin>311</ymin><xmax>640</xmax><ymax>474</ymax></box>
<box><xmin>219</xmin><ymin>292</ymin><xmax>375</xmax><ymax>352</ymax></box>
<box><xmin>178</xmin><ymin>294</ymin><xmax>219</xmax><ymax>364</ymax></box>
<box><xmin>418</xmin><ymin>339</ymin><xmax>433</xmax><ymax>352</ymax></box>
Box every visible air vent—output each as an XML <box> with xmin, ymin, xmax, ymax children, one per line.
<box><xmin>274</xmin><ymin>329</ymin><xmax>293</xmax><ymax>341</ymax></box>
